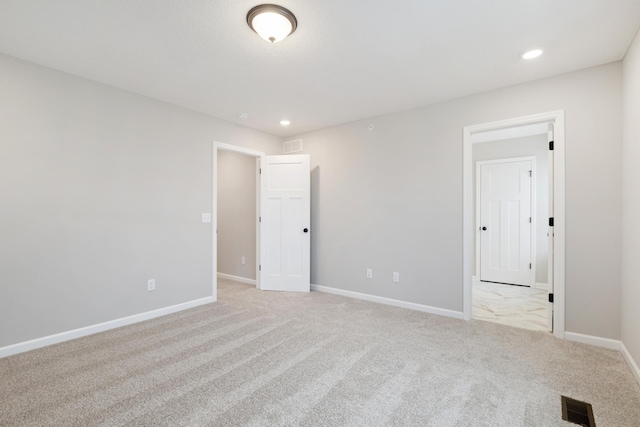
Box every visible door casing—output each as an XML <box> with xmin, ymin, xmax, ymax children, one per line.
<box><xmin>463</xmin><ymin>111</ymin><xmax>565</xmax><ymax>339</ymax></box>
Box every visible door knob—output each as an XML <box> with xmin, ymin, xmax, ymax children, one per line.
<box><xmin>481</xmin><ymin>227</ymin><xmax>487</xmax><ymax>231</ymax></box>
<box><xmin>303</xmin><ymin>228</ymin><xmax>309</xmax><ymax>233</ymax></box>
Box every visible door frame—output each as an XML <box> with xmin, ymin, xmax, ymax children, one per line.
<box><xmin>212</xmin><ymin>141</ymin><xmax>265</xmax><ymax>301</ymax></box>
<box><xmin>476</xmin><ymin>156</ymin><xmax>537</xmax><ymax>286</ymax></box>
<box><xmin>463</xmin><ymin>111</ymin><xmax>565</xmax><ymax>339</ymax></box>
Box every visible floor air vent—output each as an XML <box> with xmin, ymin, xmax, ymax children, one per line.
<box><xmin>562</xmin><ymin>396</ymin><xmax>595</xmax><ymax>426</ymax></box>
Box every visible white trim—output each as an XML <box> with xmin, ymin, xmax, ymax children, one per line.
<box><xmin>463</xmin><ymin>110</ymin><xmax>566</xmax><ymax>340</ymax></box>
<box><xmin>564</xmin><ymin>332</ymin><xmax>621</xmax><ymax>350</ymax></box>
<box><xmin>311</xmin><ymin>284</ymin><xmax>465</xmax><ymax>320</ymax></box>
<box><xmin>621</xmin><ymin>342</ymin><xmax>640</xmax><ymax>386</ymax></box>
<box><xmin>471</xmin><ymin>122</ymin><xmax>549</xmax><ymax>143</ymax></box>
<box><xmin>217</xmin><ymin>272</ymin><xmax>257</xmax><ymax>286</ymax></box>
<box><xmin>0</xmin><ymin>297</ymin><xmax>214</xmax><ymax>359</ymax></box>
<box><xmin>213</xmin><ymin>142</ymin><xmax>265</xmax><ymax>299</ymax></box>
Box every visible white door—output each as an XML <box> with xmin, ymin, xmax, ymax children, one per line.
<box><xmin>479</xmin><ymin>158</ymin><xmax>534</xmax><ymax>286</ymax></box>
<box><xmin>260</xmin><ymin>155</ymin><xmax>310</xmax><ymax>292</ymax></box>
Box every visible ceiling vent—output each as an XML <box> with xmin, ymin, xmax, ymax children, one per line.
<box><xmin>284</xmin><ymin>139</ymin><xmax>302</xmax><ymax>154</ymax></box>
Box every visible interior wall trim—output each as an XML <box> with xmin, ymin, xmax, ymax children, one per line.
<box><xmin>0</xmin><ymin>297</ymin><xmax>214</xmax><ymax>359</ymax></box>
<box><xmin>311</xmin><ymin>284</ymin><xmax>464</xmax><ymax>320</ymax></box>
<box><xmin>217</xmin><ymin>273</ymin><xmax>257</xmax><ymax>286</ymax></box>
<box><xmin>564</xmin><ymin>331</ymin><xmax>620</xmax><ymax>350</ymax></box>
<box><xmin>621</xmin><ymin>342</ymin><xmax>640</xmax><ymax>386</ymax></box>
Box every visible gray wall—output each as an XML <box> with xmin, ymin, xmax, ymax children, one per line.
<box><xmin>473</xmin><ymin>134</ymin><xmax>549</xmax><ymax>284</ymax></box>
<box><xmin>0</xmin><ymin>53</ymin><xmax>281</xmax><ymax>348</ymax></box>
<box><xmin>622</xmin><ymin>30</ymin><xmax>640</xmax><ymax>371</ymax></box>
<box><xmin>217</xmin><ymin>151</ymin><xmax>257</xmax><ymax>280</ymax></box>
<box><xmin>295</xmin><ymin>62</ymin><xmax>622</xmax><ymax>340</ymax></box>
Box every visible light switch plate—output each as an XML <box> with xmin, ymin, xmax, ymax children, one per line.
<box><xmin>202</xmin><ymin>213</ymin><xmax>212</xmax><ymax>223</ymax></box>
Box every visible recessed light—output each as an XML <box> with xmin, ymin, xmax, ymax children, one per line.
<box><xmin>280</xmin><ymin>120</ymin><xmax>291</xmax><ymax>126</ymax></box>
<box><xmin>522</xmin><ymin>49</ymin><xmax>543</xmax><ymax>60</ymax></box>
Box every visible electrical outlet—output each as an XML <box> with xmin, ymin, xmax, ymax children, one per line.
<box><xmin>147</xmin><ymin>279</ymin><xmax>156</xmax><ymax>291</ymax></box>
<box><xmin>201</xmin><ymin>213</ymin><xmax>212</xmax><ymax>223</ymax></box>
<box><xmin>392</xmin><ymin>272</ymin><xmax>400</xmax><ymax>283</ymax></box>
<box><xmin>241</xmin><ymin>256</ymin><xmax>246</xmax><ymax>265</ymax></box>
<box><xmin>366</xmin><ymin>269</ymin><xmax>373</xmax><ymax>279</ymax></box>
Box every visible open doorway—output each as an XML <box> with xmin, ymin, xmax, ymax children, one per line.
<box><xmin>216</xmin><ymin>150</ymin><xmax>259</xmax><ymax>288</ymax></box>
<box><xmin>212</xmin><ymin>142</ymin><xmax>264</xmax><ymax>301</ymax></box>
<box><xmin>463</xmin><ymin>111</ymin><xmax>566</xmax><ymax>339</ymax></box>
<box><xmin>473</xmin><ymin>138</ymin><xmax>547</xmax><ymax>331</ymax></box>
<box><xmin>212</xmin><ymin>142</ymin><xmax>312</xmax><ymax>300</ymax></box>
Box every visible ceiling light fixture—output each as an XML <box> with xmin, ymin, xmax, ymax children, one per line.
<box><xmin>280</xmin><ymin>120</ymin><xmax>291</xmax><ymax>126</ymax></box>
<box><xmin>247</xmin><ymin>4</ymin><xmax>297</xmax><ymax>43</ymax></box>
<box><xmin>522</xmin><ymin>49</ymin><xmax>543</xmax><ymax>59</ymax></box>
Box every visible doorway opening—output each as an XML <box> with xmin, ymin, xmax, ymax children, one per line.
<box><xmin>475</xmin><ymin>151</ymin><xmax>546</xmax><ymax>331</ymax></box>
<box><xmin>212</xmin><ymin>142</ymin><xmax>264</xmax><ymax>301</ymax></box>
<box><xmin>463</xmin><ymin>111</ymin><xmax>565</xmax><ymax>339</ymax></box>
<box><xmin>212</xmin><ymin>142</ymin><xmax>312</xmax><ymax>300</ymax></box>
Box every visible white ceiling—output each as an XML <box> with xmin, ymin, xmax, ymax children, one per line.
<box><xmin>0</xmin><ymin>1</ymin><xmax>638</xmax><ymax>137</ymax></box>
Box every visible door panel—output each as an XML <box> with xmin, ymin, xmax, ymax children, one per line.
<box><xmin>480</xmin><ymin>159</ymin><xmax>533</xmax><ymax>286</ymax></box>
<box><xmin>266</xmin><ymin>198</ymin><xmax>282</xmax><ymax>276</ymax></box>
<box><xmin>260</xmin><ymin>155</ymin><xmax>310</xmax><ymax>292</ymax></box>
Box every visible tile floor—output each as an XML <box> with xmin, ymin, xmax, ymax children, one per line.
<box><xmin>472</xmin><ymin>281</ymin><xmax>549</xmax><ymax>332</ymax></box>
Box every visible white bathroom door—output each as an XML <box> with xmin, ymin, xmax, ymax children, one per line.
<box><xmin>259</xmin><ymin>155</ymin><xmax>310</xmax><ymax>292</ymax></box>
<box><xmin>479</xmin><ymin>158</ymin><xmax>534</xmax><ymax>286</ymax></box>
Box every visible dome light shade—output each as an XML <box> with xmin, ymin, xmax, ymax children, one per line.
<box><xmin>247</xmin><ymin>4</ymin><xmax>297</xmax><ymax>43</ymax></box>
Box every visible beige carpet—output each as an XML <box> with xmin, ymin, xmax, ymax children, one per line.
<box><xmin>1</xmin><ymin>278</ymin><xmax>639</xmax><ymax>426</ymax></box>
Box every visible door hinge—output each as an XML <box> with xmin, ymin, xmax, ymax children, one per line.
<box><xmin>259</xmin><ymin>265</ymin><xmax>262</xmax><ymax>271</ymax></box>
<box><xmin>549</xmin><ymin>140</ymin><xmax>554</xmax><ymax>151</ymax></box>
<box><xmin>548</xmin><ymin>293</ymin><xmax>554</xmax><ymax>303</ymax></box>
<box><xmin>529</xmin><ymin>217</ymin><xmax>532</xmax><ymax>223</ymax></box>
<box><xmin>529</xmin><ymin>263</ymin><xmax>532</xmax><ymax>269</ymax></box>
<box><xmin>259</xmin><ymin>216</ymin><xmax>261</xmax><ymax>223</ymax></box>
<box><xmin>529</xmin><ymin>170</ymin><xmax>532</xmax><ymax>177</ymax></box>
<box><xmin>549</xmin><ymin>217</ymin><xmax>554</xmax><ymax>227</ymax></box>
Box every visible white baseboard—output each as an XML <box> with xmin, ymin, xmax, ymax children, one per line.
<box><xmin>564</xmin><ymin>332</ymin><xmax>621</xmax><ymax>350</ymax></box>
<box><xmin>0</xmin><ymin>296</ymin><xmax>214</xmax><ymax>359</ymax></box>
<box><xmin>311</xmin><ymin>284</ymin><xmax>464</xmax><ymax>320</ymax></box>
<box><xmin>217</xmin><ymin>273</ymin><xmax>256</xmax><ymax>286</ymax></box>
<box><xmin>621</xmin><ymin>342</ymin><xmax>640</xmax><ymax>386</ymax></box>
